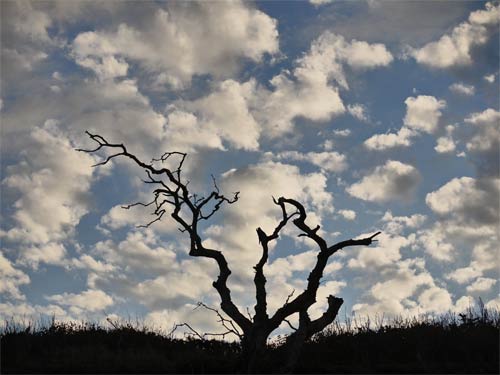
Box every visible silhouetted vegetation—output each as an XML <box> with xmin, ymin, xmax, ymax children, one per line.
<box><xmin>2</xmin><ymin>304</ymin><xmax>499</xmax><ymax>374</ymax></box>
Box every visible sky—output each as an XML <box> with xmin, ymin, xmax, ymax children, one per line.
<box><xmin>0</xmin><ymin>0</ymin><xmax>499</xmax><ymax>338</ymax></box>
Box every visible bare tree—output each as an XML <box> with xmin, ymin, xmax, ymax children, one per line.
<box><xmin>78</xmin><ymin>131</ymin><xmax>381</xmax><ymax>373</ymax></box>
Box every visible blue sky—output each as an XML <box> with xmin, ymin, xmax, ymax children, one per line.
<box><xmin>1</xmin><ymin>0</ymin><xmax>499</xmax><ymax>337</ymax></box>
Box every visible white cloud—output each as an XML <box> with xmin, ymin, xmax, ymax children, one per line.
<box><xmin>296</xmin><ymin>31</ymin><xmax>392</xmax><ymax>90</ymax></box>
<box><xmin>464</xmin><ymin>108</ymin><xmax>500</xmax><ymax>152</ymax></box>
<box><xmin>71</xmin><ymin>254</ymin><xmax>116</xmax><ymax>274</ymax></box>
<box><xmin>332</xmin><ymin>129</ymin><xmax>351</xmax><ymax>137</ymax></box>
<box><xmin>163</xmin><ymin>110</ymin><xmax>225</xmax><ymax>152</ymax></box>
<box><xmin>348</xmin><ymin>232</ymin><xmax>413</xmax><ymax>269</ymax></box>
<box><xmin>468</xmin><ymin>2</ymin><xmax>500</xmax><ymax>25</ymax></box>
<box><xmin>338</xmin><ymin>209</ymin><xmax>356</xmax><ymax>221</ymax></box>
<box><xmin>449</xmin><ymin>83</ymin><xmax>475</xmax><ymax>96</ymax></box>
<box><xmin>71</xmin><ymin>1</ymin><xmax>278</xmax><ymax>84</ymax></box>
<box><xmin>347</xmin><ymin>104</ymin><xmax>369</xmax><ymax>122</ymax></box>
<box><xmin>178</xmin><ymin>79</ymin><xmax>261</xmax><ymax>151</ymax></box>
<box><xmin>382</xmin><ymin>211</ymin><xmax>426</xmax><ymax>234</ymax></box>
<box><xmin>93</xmin><ymin>230</ymin><xmax>178</xmax><ymax>275</ymax></box>
<box><xmin>410</xmin><ymin>2</ymin><xmax>499</xmax><ymax>68</ymax></box>
<box><xmin>2</xmin><ymin>124</ymin><xmax>96</xmax><ymax>246</ymax></box>
<box><xmin>74</xmin><ymin>53</ymin><xmax>129</xmax><ymax>81</ymax></box>
<box><xmin>347</xmin><ymin>160</ymin><xmax>421</xmax><ymax>202</ymax></box>
<box><xmin>364</xmin><ymin>127</ymin><xmax>416</xmax><ymax>150</ymax></box>
<box><xmin>309</xmin><ymin>0</ymin><xmax>334</xmax><ymax>6</ymax></box>
<box><xmin>435</xmin><ymin>136</ymin><xmax>456</xmax><ymax>153</ymax></box>
<box><xmin>18</xmin><ymin>242</ymin><xmax>68</xmax><ymax>269</ymax></box>
<box><xmin>447</xmin><ymin>266</ymin><xmax>482</xmax><ymax>284</ymax></box>
<box><xmin>4</xmin><ymin>2</ymin><xmax>52</xmax><ymax>42</ymax></box>
<box><xmin>417</xmin><ymin>223</ymin><xmax>455</xmax><ymax>262</ymax></box>
<box><xmin>267</xmin><ymin>250</ymin><xmax>318</xmax><ymax>279</ymax></box>
<box><xmin>129</xmin><ymin>261</ymin><xmax>216</xmax><ymax>309</ymax></box>
<box><xmin>256</xmin><ymin>69</ymin><xmax>345</xmax><ymax>137</ymax></box>
<box><xmin>403</xmin><ymin>95</ymin><xmax>446</xmax><ymax>134</ymax></box>
<box><xmin>0</xmin><ymin>301</ymin><xmax>70</xmax><ymax>322</ymax></box>
<box><xmin>352</xmin><ymin>259</ymin><xmax>451</xmax><ymax>317</ymax></box>
<box><xmin>417</xmin><ymin>286</ymin><xmax>453</xmax><ymax>313</ymax></box>
<box><xmin>423</xmin><ymin>177</ymin><xmax>498</xmax><ymax>277</ymax></box>
<box><xmin>0</xmin><ymin>252</ymin><xmax>30</xmax><ymax>300</ymax></box>
<box><xmin>484</xmin><ymin>73</ymin><xmax>496</xmax><ymax>83</ymax></box>
<box><xmin>426</xmin><ymin>177</ymin><xmax>499</xmax><ymax>225</ymax></box>
<box><xmin>364</xmin><ymin>95</ymin><xmax>445</xmax><ymax>151</ymax></box>
<box><xmin>254</xmin><ymin>31</ymin><xmax>392</xmax><ymax>137</ymax></box>
<box><xmin>46</xmin><ymin>289</ymin><xmax>114</xmax><ymax>313</ymax></box>
<box><xmin>466</xmin><ymin>277</ymin><xmax>497</xmax><ymax>294</ymax></box>
<box><xmin>2</xmin><ymin>79</ymin><xmax>171</xmax><ymax>163</ymax></box>
<box><xmin>273</xmin><ymin>150</ymin><xmax>347</xmax><ymax>173</ymax></box>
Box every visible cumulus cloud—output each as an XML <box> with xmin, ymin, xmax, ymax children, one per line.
<box><xmin>352</xmin><ymin>259</ymin><xmax>452</xmax><ymax>316</ymax></box>
<box><xmin>466</xmin><ymin>277</ymin><xmax>497</xmax><ymax>294</ymax></box>
<box><xmin>423</xmin><ymin>176</ymin><xmax>499</xmax><ymax>281</ymax></box>
<box><xmin>348</xmin><ymin>232</ymin><xmax>414</xmax><ymax>269</ymax></box>
<box><xmin>347</xmin><ymin>103</ymin><xmax>369</xmax><ymax>122</ymax></box>
<box><xmin>338</xmin><ymin>209</ymin><xmax>356</xmax><ymax>221</ymax></box>
<box><xmin>447</xmin><ymin>267</ymin><xmax>482</xmax><ymax>284</ymax></box>
<box><xmin>381</xmin><ymin>211</ymin><xmax>426</xmax><ymax>234</ymax></box>
<box><xmin>309</xmin><ymin>0</ymin><xmax>334</xmax><ymax>6</ymax></box>
<box><xmin>46</xmin><ymin>289</ymin><xmax>114</xmax><ymax>314</ymax></box>
<box><xmin>332</xmin><ymin>129</ymin><xmax>351</xmax><ymax>137</ymax></box>
<box><xmin>0</xmin><ymin>1</ymin><xmax>54</xmax><ymax>90</ymax></box>
<box><xmin>173</xmin><ymin>79</ymin><xmax>261</xmax><ymax>151</ymax></box>
<box><xmin>0</xmin><ymin>252</ymin><xmax>30</xmax><ymax>300</ymax></box>
<box><xmin>364</xmin><ymin>127</ymin><xmax>416</xmax><ymax>150</ymax></box>
<box><xmin>464</xmin><ymin>108</ymin><xmax>500</xmax><ymax>153</ymax></box>
<box><xmin>435</xmin><ymin>136</ymin><xmax>456</xmax><ymax>154</ymax></box>
<box><xmin>403</xmin><ymin>95</ymin><xmax>446</xmax><ymax>134</ymax></box>
<box><xmin>0</xmin><ymin>301</ymin><xmax>70</xmax><ymax>322</ymax></box>
<box><xmin>410</xmin><ymin>2</ymin><xmax>499</xmax><ymax>68</ymax></box>
<box><xmin>426</xmin><ymin>177</ymin><xmax>499</xmax><ymax>226</ymax></box>
<box><xmin>347</xmin><ymin>160</ymin><xmax>421</xmax><ymax>202</ymax></box>
<box><xmin>296</xmin><ymin>31</ymin><xmax>393</xmax><ymax>90</ymax></box>
<box><xmin>129</xmin><ymin>261</ymin><xmax>216</xmax><ymax>310</ymax></box>
<box><xmin>93</xmin><ymin>230</ymin><xmax>179</xmax><ymax>275</ymax></box>
<box><xmin>273</xmin><ymin>150</ymin><xmax>347</xmax><ymax>173</ymax></box>
<box><xmin>2</xmin><ymin>124</ymin><xmax>96</xmax><ymax>247</ymax></box>
<box><xmin>417</xmin><ymin>223</ymin><xmax>455</xmax><ymax>262</ymax></box>
<box><xmin>17</xmin><ymin>242</ymin><xmax>68</xmax><ymax>270</ymax></box>
<box><xmin>449</xmin><ymin>83</ymin><xmax>475</xmax><ymax>96</ymax></box>
<box><xmin>267</xmin><ymin>250</ymin><xmax>318</xmax><ymax>280</ymax></box>
<box><xmin>2</xmin><ymin>79</ymin><xmax>170</xmax><ymax>162</ymax></box>
<box><xmin>484</xmin><ymin>73</ymin><xmax>496</xmax><ymax>83</ymax></box>
<box><xmin>254</xmin><ymin>31</ymin><xmax>392</xmax><ymax>137</ymax></box>
<box><xmin>71</xmin><ymin>1</ymin><xmax>278</xmax><ymax>85</ymax></box>
<box><xmin>365</xmin><ymin>95</ymin><xmax>445</xmax><ymax>150</ymax></box>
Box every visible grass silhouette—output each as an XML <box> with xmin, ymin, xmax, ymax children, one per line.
<box><xmin>2</xmin><ymin>302</ymin><xmax>499</xmax><ymax>373</ymax></box>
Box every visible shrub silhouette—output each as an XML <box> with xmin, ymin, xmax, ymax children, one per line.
<box><xmin>76</xmin><ymin>131</ymin><xmax>382</xmax><ymax>373</ymax></box>
<box><xmin>2</xmin><ymin>304</ymin><xmax>499</xmax><ymax>373</ymax></box>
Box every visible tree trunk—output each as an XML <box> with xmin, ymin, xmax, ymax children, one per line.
<box><xmin>281</xmin><ymin>324</ymin><xmax>308</xmax><ymax>373</ymax></box>
<box><xmin>240</xmin><ymin>328</ymin><xmax>268</xmax><ymax>373</ymax></box>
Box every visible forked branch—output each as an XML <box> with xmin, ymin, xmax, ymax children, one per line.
<box><xmin>78</xmin><ymin>131</ymin><xmax>251</xmax><ymax>333</ymax></box>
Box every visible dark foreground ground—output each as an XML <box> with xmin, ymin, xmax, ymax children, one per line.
<box><xmin>2</xmin><ymin>309</ymin><xmax>499</xmax><ymax>374</ymax></box>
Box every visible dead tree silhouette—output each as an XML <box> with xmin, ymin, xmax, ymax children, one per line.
<box><xmin>78</xmin><ymin>131</ymin><xmax>381</xmax><ymax>373</ymax></box>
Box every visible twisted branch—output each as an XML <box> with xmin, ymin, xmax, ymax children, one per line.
<box><xmin>78</xmin><ymin>131</ymin><xmax>251</xmax><ymax>333</ymax></box>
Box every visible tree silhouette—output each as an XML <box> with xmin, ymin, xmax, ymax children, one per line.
<box><xmin>78</xmin><ymin>131</ymin><xmax>381</xmax><ymax>373</ymax></box>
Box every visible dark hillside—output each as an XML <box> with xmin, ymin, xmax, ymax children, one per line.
<box><xmin>2</xmin><ymin>309</ymin><xmax>499</xmax><ymax>374</ymax></box>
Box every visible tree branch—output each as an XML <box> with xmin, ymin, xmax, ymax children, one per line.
<box><xmin>79</xmin><ymin>131</ymin><xmax>252</xmax><ymax>333</ymax></box>
<box><xmin>267</xmin><ymin>198</ymin><xmax>380</xmax><ymax>332</ymax></box>
<box><xmin>253</xmin><ymin>198</ymin><xmax>297</xmax><ymax>324</ymax></box>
